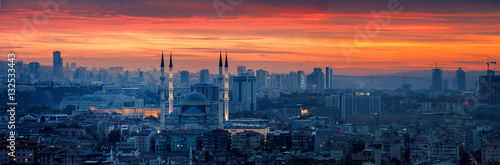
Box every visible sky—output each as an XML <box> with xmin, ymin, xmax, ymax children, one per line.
<box><xmin>1</xmin><ymin>0</ymin><xmax>500</xmax><ymax>75</ymax></box>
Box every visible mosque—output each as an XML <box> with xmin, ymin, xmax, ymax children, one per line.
<box><xmin>159</xmin><ymin>51</ymin><xmax>230</xmax><ymax>132</ymax></box>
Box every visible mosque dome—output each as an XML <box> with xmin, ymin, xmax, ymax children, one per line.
<box><xmin>183</xmin><ymin>92</ymin><xmax>208</xmax><ymax>102</ymax></box>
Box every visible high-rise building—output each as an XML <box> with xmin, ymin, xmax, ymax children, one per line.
<box><xmin>180</xmin><ymin>70</ymin><xmax>190</xmax><ymax>87</ymax></box>
<box><xmin>456</xmin><ymin>68</ymin><xmax>466</xmax><ymax>91</ymax></box>
<box><xmin>341</xmin><ymin>92</ymin><xmax>381</xmax><ymax>119</ymax></box>
<box><xmin>71</xmin><ymin>62</ymin><xmax>76</xmax><ymax>70</ymax></box>
<box><xmin>432</xmin><ymin>63</ymin><xmax>443</xmax><ymax>91</ymax></box>
<box><xmin>325</xmin><ymin>67</ymin><xmax>333</xmax><ymax>89</ymax></box>
<box><xmin>307</xmin><ymin>68</ymin><xmax>324</xmax><ymax>90</ymax></box>
<box><xmin>297</xmin><ymin>71</ymin><xmax>306</xmax><ymax>90</ymax></box>
<box><xmin>65</xmin><ymin>62</ymin><xmax>70</xmax><ymax>70</ymax></box>
<box><xmin>16</xmin><ymin>60</ymin><xmax>23</xmax><ymax>80</ymax></box>
<box><xmin>314</xmin><ymin>68</ymin><xmax>325</xmax><ymax>90</ymax></box>
<box><xmin>233</xmin><ymin>76</ymin><xmax>257</xmax><ymax>111</ymax></box>
<box><xmin>256</xmin><ymin>69</ymin><xmax>269</xmax><ymax>90</ymax></box>
<box><xmin>246</xmin><ymin>69</ymin><xmax>255</xmax><ymax>76</ymax></box>
<box><xmin>443</xmin><ymin>79</ymin><xmax>449</xmax><ymax>91</ymax></box>
<box><xmin>138</xmin><ymin>71</ymin><xmax>144</xmax><ymax>83</ymax></box>
<box><xmin>200</xmin><ymin>69</ymin><xmax>210</xmax><ymax>84</ymax></box>
<box><xmin>29</xmin><ymin>62</ymin><xmax>40</xmax><ymax>80</ymax></box>
<box><xmin>289</xmin><ymin>71</ymin><xmax>298</xmax><ymax>90</ymax></box>
<box><xmin>478</xmin><ymin>73</ymin><xmax>500</xmax><ymax>105</ymax></box>
<box><xmin>53</xmin><ymin>51</ymin><xmax>64</xmax><ymax>79</ymax></box>
<box><xmin>237</xmin><ymin>66</ymin><xmax>246</xmax><ymax>76</ymax></box>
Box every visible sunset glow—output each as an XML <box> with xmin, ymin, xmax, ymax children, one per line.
<box><xmin>1</xmin><ymin>0</ymin><xmax>499</xmax><ymax>75</ymax></box>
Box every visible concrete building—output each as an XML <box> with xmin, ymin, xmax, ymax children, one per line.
<box><xmin>232</xmin><ymin>76</ymin><xmax>257</xmax><ymax>111</ymax></box>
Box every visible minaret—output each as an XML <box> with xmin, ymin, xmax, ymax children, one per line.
<box><xmin>218</xmin><ymin>50</ymin><xmax>224</xmax><ymax>128</ymax></box>
<box><xmin>374</xmin><ymin>113</ymin><xmax>382</xmax><ymax>165</ymax></box>
<box><xmin>224</xmin><ymin>52</ymin><xmax>229</xmax><ymax>121</ymax></box>
<box><xmin>188</xmin><ymin>147</ymin><xmax>193</xmax><ymax>165</ymax></box>
<box><xmin>168</xmin><ymin>52</ymin><xmax>174</xmax><ymax>115</ymax></box>
<box><xmin>160</xmin><ymin>51</ymin><xmax>166</xmax><ymax>131</ymax></box>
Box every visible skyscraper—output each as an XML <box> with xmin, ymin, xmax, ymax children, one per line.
<box><xmin>29</xmin><ymin>62</ymin><xmax>40</xmax><ymax>80</ymax></box>
<box><xmin>456</xmin><ymin>68</ymin><xmax>466</xmax><ymax>91</ymax></box>
<box><xmin>325</xmin><ymin>67</ymin><xmax>333</xmax><ymax>89</ymax></box>
<box><xmin>246</xmin><ymin>69</ymin><xmax>255</xmax><ymax>76</ymax></box>
<box><xmin>233</xmin><ymin>76</ymin><xmax>257</xmax><ymax>111</ymax></box>
<box><xmin>289</xmin><ymin>71</ymin><xmax>298</xmax><ymax>89</ymax></box>
<box><xmin>478</xmin><ymin>73</ymin><xmax>500</xmax><ymax>105</ymax></box>
<box><xmin>200</xmin><ymin>69</ymin><xmax>210</xmax><ymax>84</ymax></box>
<box><xmin>432</xmin><ymin>63</ymin><xmax>443</xmax><ymax>91</ymax></box>
<box><xmin>237</xmin><ymin>66</ymin><xmax>246</xmax><ymax>76</ymax></box>
<box><xmin>71</xmin><ymin>62</ymin><xmax>76</xmax><ymax>70</ymax></box>
<box><xmin>180</xmin><ymin>70</ymin><xmax>190</xmax><ymax>87</ymax></box>
<box><xmin>53</xmin><ymin>51</ymin><xmax>64</xmax><ymax>79</ymax></box>
<box><xmin>307</xmin><ymin>68</ymin><xmax>324</xmax><ymax>90</ymax></box>
<box><xmin>256</xmin><ymin>69</ymin><xmax>269</xmax><ymax>90</ymax></box>
<box><xmin>297</xmin><ymin>71</ymin><xmax>306</xmax><ymax>90</ymax></box>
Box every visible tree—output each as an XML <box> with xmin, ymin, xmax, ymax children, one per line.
<box><xmin>111</xmin><ymin>112</ymin><xmax>122</xmax><ymax>116</ymax></box>
<box><xmin>63</xmin><ymin>105</ymin><xmax>76</xmax><ymax>115</ymax></box>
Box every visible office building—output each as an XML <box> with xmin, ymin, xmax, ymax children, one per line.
<box><xmin>456</xmin><ymin>68</ymin><xmax>466</xmax><ymax>91</ymax></box>
<box><xmin>237</xmin><ymin>66</ymin><xmax>246</xmax><ymax>76</ymax></box>
<box><xmin>53</xmin><ymin>51</ymin><xmax>64</xmax><ymax>79</ymax></box>
<box><xmin>180</xmin><ymin>70</ymin><xmax>190</xmax><ymax>87</ymax></box>
<box><xmin>200</xmin><ymin>69</ymin><xmax>210</xmax><ymax>84</ymax></box>
<box><xmin>341</xmin><ymin>92</ymin><xmax>381</xmax><ymax>119</ymax></box>
<box><xmin>432</xmin><ymin>63</ymin><xmax>443</xmax><ymax>91</ymax></box>
<box><xmin>297</xmin><ymin>70</ymin><xmax>306</xmax><ymax>90</ymax></box>
<box><xmin>29</xmin><ymin>62</ymin><xmax>40</xmax><ymax>80</ymax></box>
<box><xmin>478</xmin><ymin>73</ymin><xmax>500</xmax><ymax>105</ymax></box>
<box><xmin>289</xmin><ymin>71</ymin><xmax>298</xmax><ymax>90</ymax></box>
<box><xmin>326</xmin><ymin>67</ymin><xmax>333</xmax><ymax>89</ymax></box>
<box><xmin>71</xmin><ymin>62</ymin><xmax>76</xmax><ymax>70</ymax></box>
<box><xmin>233</xmin><ymin>76</ymin><xmax>257</xmax><ymax>111</ymax></box>
<box><xmin>246</xmin><ymin>69</ymin><xmax>255</xmax><ymax>76</ymax></box>
<box><xmin>256</xmin><ymin>69</ymin><xmax>269</xmax><ymax>90</ymax></box>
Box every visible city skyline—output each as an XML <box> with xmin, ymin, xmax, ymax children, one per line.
<box><xmin>2</xmin><ymin>0</ymin><xmax>500</xmax><ymax>75</ymax></box>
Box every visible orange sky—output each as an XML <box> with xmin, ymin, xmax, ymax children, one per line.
<box><xmin>1</xmin><ymin>0</ymin><xmax>499</xmax><ymax>75</ymax></box>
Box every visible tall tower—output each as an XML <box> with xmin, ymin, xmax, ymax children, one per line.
<box><xmin>224</xmin><ymin>52</ymin><xmax>229</xmax><ymax>121</ymax></box>
<box><xmin>168</xmin><ymin>52</ymin><xmax>174</xmax><ymax>115</ymax></box>
<box><xmin>53</xmin><ymin>51</ymin><xmax>63</xmax><ymax>79</ymax></box>
<box><xmin>374</xmin><ymin>113</ymin><xmax>382</xmax><ymax>165</ymax></box>
<box><xmin>218</xmin><ymin>50</ymin><xmax>224</xmax><ymax>128</ymax></box>
<box><xmin>432</xmin><ymin>63</ymin><xmax>443</xmax><ymax>91</ymax></box>
<box><xmin>160</xmin><ymin>51</ymin><xmax>166</xmax><ymax>131</ymax></box>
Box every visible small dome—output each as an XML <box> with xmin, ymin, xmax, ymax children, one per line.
<box><xmin>184</xmin><ymin>107</ymin><xmax>204</xmax><ymax>113</ymax></box>
<box><xmin>183</xmin><ymin>92</ymin><xmax>208</xmax><ymax>102</ymax></box>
